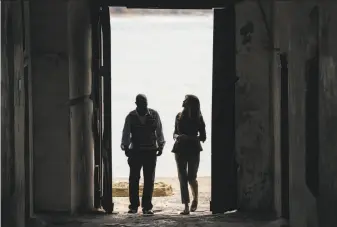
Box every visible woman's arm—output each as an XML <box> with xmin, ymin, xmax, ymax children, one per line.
<box><xmin>173</xmin><ymin>113</ymin><xmax>180</xmax><ymax>141</ymax></box>
<box><xmin>198</xmin><ymin>115</ymin><xmax>206</xmax><ymax>142</ymax></box>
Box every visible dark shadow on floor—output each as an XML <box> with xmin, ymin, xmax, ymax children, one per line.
<box><xmin>31</xmin><ymin>210</ymin><xmax>278</xmax><ymax>227</ymax></box>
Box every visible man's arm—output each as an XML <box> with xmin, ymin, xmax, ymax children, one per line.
<box><xmin>155</xmin><ymin>111</ymin><xmax>166</xmax><ymax>150</ymax></box>
<box><xmin>121</xmin><ymin>114</ymin><xmax>131</xmax><ymax>150</ymax></box>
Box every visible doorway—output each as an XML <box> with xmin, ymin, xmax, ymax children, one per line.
<box><xmin>91</xmin><ymin>3</ymin><xmax>238</xmax><ymax>214</ymax></box>
<box><xmin>109</xmin><ymin>8</ymin><xmax>213</xmax><ymax>214</ymax></box>
<box><xmin>109</xmin><ymin>8</ymin><xmax>213</xmax><ymax>179</ymax></box>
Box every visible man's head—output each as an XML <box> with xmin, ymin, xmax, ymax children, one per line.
<box><xmin>135</xmin><ymin>94</ymin><xmax>148</xmax><ymax>113</ymax></box>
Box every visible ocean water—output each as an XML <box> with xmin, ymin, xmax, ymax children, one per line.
<box><xmin>110</xmin><ymin>15</ymin><xmax>214</xmax><ymax>178</ymax></box>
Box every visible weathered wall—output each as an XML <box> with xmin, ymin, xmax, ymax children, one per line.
<box><xmin>1</xmin><ymin>2</ymin><xmax>27</xmax><ymax>227</ymax></box>
<box><xmin>30</xmin><ymin>0</ymin><xmax>72</xmax><ymax>211</ymax></box>
<box><xmin>287</xmin><ymin>2</ymin><xmax>319</xmax><ymax>227</ymax></box>
<box><xmin>68</xmin><ymin>0</ymin><xmax>94</xmax><ymax>212</ymax></box>
<box><xmin>272</xmin><ymin>2</ymin><xmax>284</xmax><ymax>217</ymax></box>
<box><xmin>273</xmin><ymin>3</ymin><xmax>337</xmax><ymax>227</ymax></box>
<box><xmin>235</xmin><ymin>1</ymin><xmax>274</xmax><ymax>211</ymax></box>
<box><xmin>30</xmin><ymin>0</ymin><xmax>94</xmax><ymax>213</ymax></box>
<box><xmin>272</xmin><ymin>3</ymin><xmax>282</xmax><ymax>217</ymax></box>
<box><xmin>286</xmin><ymin>2</ymin><xmax>337</xmax><ymax>227</ymax></box>
<box><xmin>317</xmin><ymin>2</ymin><xmax>337</xmax><ymax>227</ymax></box>
<box><xmin>273</xmin><ymin>1</ymin><xmax>292</xmax><ymax>218</ymax></box>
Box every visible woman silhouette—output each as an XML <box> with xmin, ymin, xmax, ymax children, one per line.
<box><xmin>172</xmin><ymin>95</ymin><xmax>206</xmax><ymax>215</ymax></box>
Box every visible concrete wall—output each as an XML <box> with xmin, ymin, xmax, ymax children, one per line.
<box><xmin>1</xmin><ymin>2</ymin><xmax>27</xmax><ymax>227</ymax></box>
<box><xmin>318</xmin><ymin>3</ymin><xmax>337</xmax><ymax>227</ymax></box>
<box><xmin>30</xmin><ymin>0</ymin><xmax>94</xmax><ymax>213</ymax></box>
<box><xmin>287</xmin><ymin>2</ymin><xmax>337</xmax><ymax>227</ymax></box>
<box><xmin>68</xmin><ymin>0</ymin><xmax>94</xmax><ymax>212</ymax></box>
<box><xmin>1</xmin><ymin>0</ymin><xmax>94</xmax><ymax>224</ymax></box>
<box><xmin>30</xmin><ymin>0</ymin><xmax>72</xmax><ymax>211</ymax></box>
<box><xmin>275</xmin><ymin>3</ymin><xmax>319</xmax><ymax>227</ymax></box>
<box><xmin>288</xmin><ymin>7</ymin><xmax>317</xmax><ymax>226</ymax></box>
<box><xmin>273</xmin><ymin>1</ymin><xmax>292</xmax><ymax>218</ymax></box>
<box><xmin>272</xmin><ymin>2</ymin><xmax>283</xmax><ymax>217</ymax></box>
<box><xmin>235</xmin><ymin>1</ymin><xmax>274</xmax><ymax>212</ymax></box>
<box><xmin>246</xmin><ymin>4</ymin><xmax>337</xmax><ymax>227</ymax></box>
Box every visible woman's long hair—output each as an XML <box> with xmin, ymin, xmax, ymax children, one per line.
<box><xmin>182</xmin><ymin>95</ymin><xmax>202</xmax><ymax>120</ymax></box>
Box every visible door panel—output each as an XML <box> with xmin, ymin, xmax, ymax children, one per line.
<box><xmin>100</xmin><ymin>5</ymin><xmax>114</xmax><ymax>214</ymax></box>
<box><xmin>91</xmin><ymin>2</ymin><xmax>102</xmax><ymax>209</ymax></box>
<box><xmin>92</xmin><ymin>4</ymin><xmax>113</xmax><ymax>213</ymax></box>
<box><xmin>211</xmin><ymin>6</ymin><xmax>238</xmax><ymax>214</ymax></box>
<box><xmin>305</xmin><ymin>6</ymin><xmax>319</xmax><ymax>200</ymax></box>
<box><xmin>23</xmin><ymin>0</ymin><xmax>33</xmax><ymax>220</ymax></box>
<box><xmin>280</xmin><ymin>53</ymin><xmax>290</xmax><ymax>219</ymax></box>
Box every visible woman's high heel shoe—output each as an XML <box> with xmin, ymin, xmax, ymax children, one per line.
<box><xmin>190</xmin><ymin>200</ymin><xmax>198</xmax><ymax>212</ymax></box>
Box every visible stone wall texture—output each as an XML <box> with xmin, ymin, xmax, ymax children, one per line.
<box><xmin>1</xmin><ymin>2</ymin><xmax>27</xmax><ymax>227</ymax></box>
<box><xmin>235</xmin><ymin>1</ymin><xmax>274</xmax><ymax>211</ymax></box>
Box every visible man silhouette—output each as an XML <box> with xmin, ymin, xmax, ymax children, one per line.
<box><xmin>121</xmin><ymin>94</ymin><xmax>165</xmax><ymax>215</ymax></box>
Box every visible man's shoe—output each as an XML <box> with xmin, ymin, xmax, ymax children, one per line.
<box><xmin>180</xmin><ymin>210</ymin><xmax>190</xmax><ymax>215</ymax></box>
<box><xmin>127</xmin><ymin>209</ymin><xmax>137</xmax><ymax>214</ymax></box>
<box><xmin>142</xmin><ymin>209</ymin><xmax>154</xmax><ymax>215</ymax></box>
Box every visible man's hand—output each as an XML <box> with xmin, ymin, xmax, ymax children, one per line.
<box><xmin>124</xmin><ymin>149</ymin><xmax>131</xmax><ymax>157</ymax></box>
<box><xmin>198</xmin><ymin>136</ymin><xmax>206</xmax><ymax>143</ymax></box>
<box><xmin>121</xmin><ymin>144</ymin><xmax>131</xmax><ymax>157</ymax></box>
<box><xmin>156</xmin><ymin>147</ymin><xmax>163</xmax><ymax>156</ymax></box>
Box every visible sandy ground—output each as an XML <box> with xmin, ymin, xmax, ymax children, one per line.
<box><xmin>112</xmin><ymin>176</ymin><xmax>212</xmax><ymax>215</ymax></box>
